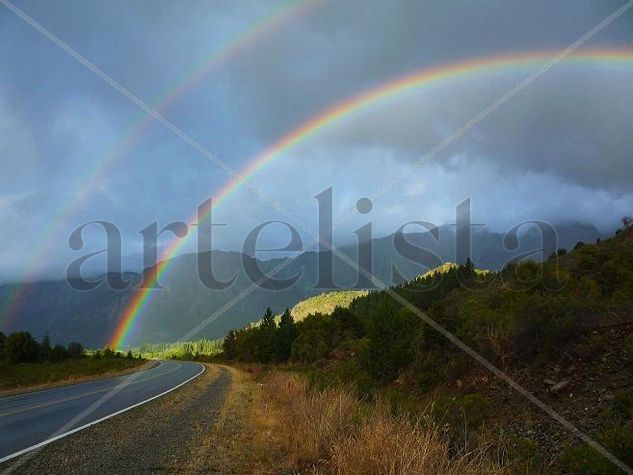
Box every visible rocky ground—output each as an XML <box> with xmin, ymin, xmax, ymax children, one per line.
<box><xmin>437</xmin><ymin>322</ymin><xmax>633</xmax><ymax>467</ymax></box>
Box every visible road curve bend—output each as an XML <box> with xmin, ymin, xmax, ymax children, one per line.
<box><xmin>0</xmin><ymin>360</ymin><xmax>204</xmax><ymax>462</ymax></box>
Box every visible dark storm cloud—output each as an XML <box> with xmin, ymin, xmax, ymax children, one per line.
<box><xmin>0</xmin><ymin>0</ymin><xmax>632</xmax><ymax>279</ymax></box>
<box><xmin>306</xmin><ymin>68</ymin><xmax>633</xmax><ymax>191</ymax></box>
<box><xmin>226</xmin><ymin>0</ymin><xmax>633</xmax><ymax>142</ymax></box>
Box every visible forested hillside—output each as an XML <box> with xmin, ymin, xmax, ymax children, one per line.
<box><xmin>225</xmin><ymin>224</ymin><xmax>633</xmax><ymax>370</ymax></box>
<box><xmin>223</xmin><ymin>222</ymin><xmax>633</xmax><ymax>472</ymax></box>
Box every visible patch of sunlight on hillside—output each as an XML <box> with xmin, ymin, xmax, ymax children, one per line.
<box><xmin>291</xmin><ymin>290</ymin><xmax>369</xmax><ymax>321</ymax></box>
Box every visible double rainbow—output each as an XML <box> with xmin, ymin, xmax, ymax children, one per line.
<box><xmin>109</xmin><ymin>48</ymin><xmax>633</xmax><ymax>348</ymax></box>
<box><xmin>0</xmin><ymin>0</ymin><xmax>317</xmax><ymax>327</ymax></box>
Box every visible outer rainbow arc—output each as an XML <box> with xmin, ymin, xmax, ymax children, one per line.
<box><xmin>108</xmin><ymin>176</ymin><xmax>245</xmax><ymax>347</ymax></box>
<box><xmin>105</xmin><ymin>47</ymin><xmax>633</xmax><ymax>348</ymax></box>
<box><xmin>0</xmin><ymin>0</ymin><xmax>318</xmax><ymax>327</ymax></box>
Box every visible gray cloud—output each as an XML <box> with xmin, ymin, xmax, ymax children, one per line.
<box><xmin>226</xmin><ymin>0</ymin><xmax>633</xmax><ymax>140</ymax></box>
<box><xmin>0</xmin><ymin>0</ymin><xmax>632</xmax><ymax>280</ymax></box>
<box><xmin>305</xmin><ymin>68</ymin><xmax>633</xmax><ymax>191</ymax></box>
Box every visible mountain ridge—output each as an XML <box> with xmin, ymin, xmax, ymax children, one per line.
<box><xmin>0</xmin><ymin>223</ymin><xmax>602</xmax><ymax>346</ymax></box>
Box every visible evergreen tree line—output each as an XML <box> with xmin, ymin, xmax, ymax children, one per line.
<box><xmin>223</xmin><ymin>307</ymin><xmax>298</xmax><ymax>363</ymax></box>
<box><xmin>221</xmin><ymin>261</ymin><xmax>477</xmax><ymax>373</ymax></box>
<box><xmin>0</xmin><ymin>331</ymin><xmax>135</xmax><ymax>364</ymax></box>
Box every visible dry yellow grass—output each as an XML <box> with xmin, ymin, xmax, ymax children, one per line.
<box><xmin>264</xmin><ymin>372</ymin><xmax>358</xmax><ymax>466</ymax></box>
<box><xmin>255</xmin><ymin>370</ymin><xmax>506</xmax><ymax>474</ymax></box>
<box><xmin>328</xmin><ymin>408</ymin><xmax>500</xmax><ymax>474</ymax></box>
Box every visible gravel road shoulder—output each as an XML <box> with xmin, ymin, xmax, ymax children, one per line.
<box><xmin>185</xmin><ymin>365</ymin><xmax>258</xmax><ymax>473</ymax></box>
<box><xmin>1</xmin><ymin>364</ymin><xmax>240</xmax><ymax>474</ymax></box>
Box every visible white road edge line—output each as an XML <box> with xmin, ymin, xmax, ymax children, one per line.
<box><xmin>0</xmin><ymin>362</ymin><xmax>206</xmax><ymax>464</ymax></box>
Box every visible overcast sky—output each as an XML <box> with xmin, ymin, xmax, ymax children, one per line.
<box><xmin>1</xmin><ymin>0</ymin><xmax>632</xmax><ymax>281</ymax></box>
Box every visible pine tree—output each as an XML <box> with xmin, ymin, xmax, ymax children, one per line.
<box><xmin>222</xmin><ymin>330</ymin><xmax>238</xmax><ymax>360</ymax></box>
<box><xmin>275</xmin><ymin>308</ymin><xmax>297</xmax><ymax>361</ymax></box>
<box><xmin>279</xmin><ymin>308</ymin><xmax>293</xmax><ymax>327</ymax></box>
<box><xmin>457</xmin><ymin>257</ymin><xmax>476</xmax><ymax>286</ymax></box>
<box><xmin>465</xmin><ymin>257</ymin><xmax>475</xmax><ymax>275</ymax></box>
<box><xmin>261</xmin><ymin>307</ymin><xmax>276</xmax><ymax>329</ymax></box>
<box><xmin>40</xmin><ymin>333</ymin><xmax>51</xmax><ymax>362</ymax></box>
<box><xmin>255</xmin><ymin>307</ymin><xmax>277</xmax><ymax>363</ymax></box>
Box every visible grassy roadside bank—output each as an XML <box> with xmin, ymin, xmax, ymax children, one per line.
<box><xmin>239</xmin><ymin>366</ymin><xmax>507</xmax><ymax>474</ymax></box>
<box><xmin>0</xmin><ymin>357</ymin><xmax>149</xmax><ymax>393</ymax></box>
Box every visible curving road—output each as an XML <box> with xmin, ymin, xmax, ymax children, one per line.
<box><xmin>0</xmin><ymin>360</ymin><xmax>204</xmax><ymax>463</ymax></box>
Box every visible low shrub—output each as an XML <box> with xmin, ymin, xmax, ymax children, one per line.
<box><xmin>432</xmin><ymin>393</ymin><xmax>491</xmax><ymax>447</ymax></box>
<box><xmin>557</xmin><ymin>426</ymin><xmax>633</xmax><ymax>474</ymax></box>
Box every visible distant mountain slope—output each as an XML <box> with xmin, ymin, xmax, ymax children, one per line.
<box><xmin>0</xmin><ymin>223</ymin><xmax>603</xmax><ymax>346</ymax></box>
<box><xmin>0</xmin><ymin>274</ymin><xmax>137</xmax><ymax>347</ymax></box>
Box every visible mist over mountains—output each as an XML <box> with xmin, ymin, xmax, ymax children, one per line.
<box><xmin>0</xmin><ymin>223</ymin><xmax>601</xmax><ymax>347</ymax></box>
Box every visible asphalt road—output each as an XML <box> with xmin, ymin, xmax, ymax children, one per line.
<box><xmin>0</xmin><ymin>360</ymin><xmax>204</xmax><ymax>462</ymax></box>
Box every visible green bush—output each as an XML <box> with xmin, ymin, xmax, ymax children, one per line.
<box><xmin>432</xmin><ymin>393</ymin><xmax>491</xmax><ymax>448</ymax></box>
<box><xmin>411</xmin><ymin>351</ymin><xmax>445</xmax><ymax>391</ymax></box>
<box><xmin>559</xmin><ymin>392</ymin><xmax>633</xmax><ymax>473</ymax></box>
<box><xmin>610</xmin><ymin>392</ymin><xmax>633</xmax><ymax>424</ymax></box>
<box><xmin>50</xmin><ymin>344</ymin><xmax>68</xmax><ymax>362</ymax></box>
<box><xmin>503</xmin><ymin>434</ymin><xmax>545</xmax><ymax>473</ymax></box>
<box><xmin>291</xmin><ymin>330</ymin><xmax>329</xmax><ymax>363</ymax></box>
<box><xmin>4</xmin><ymin>332</ymin><xmax>40</xmax><ymax>363</ymax></box>
<box><xmin>67</xmin><ymin>341</ymin><xmax>85</xmax><ymax>359</ymax></box>
<box><xmin>432</xmin><ymin>393</ymin><xmax>491</xmax><ymax>432</ymax></box>
<box><xmin>364</xmin><ymin>304</ymin><xmax>420</xmax><ymax>383</ymax></box>
<box><xmin>558</xmin><ymin>426</ymin><xmax>633</xmax><ymax>474</ymax></box>
<box><xmin>512</xmin><ymin>294</ymin><xmax>581</xmax><ymax>358</ymax></box>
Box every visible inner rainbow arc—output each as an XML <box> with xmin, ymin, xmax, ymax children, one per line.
<box><xmin>109</xmin><ymin>47</ymin><xmax>633</xmax><ymax>349</ymax></box>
